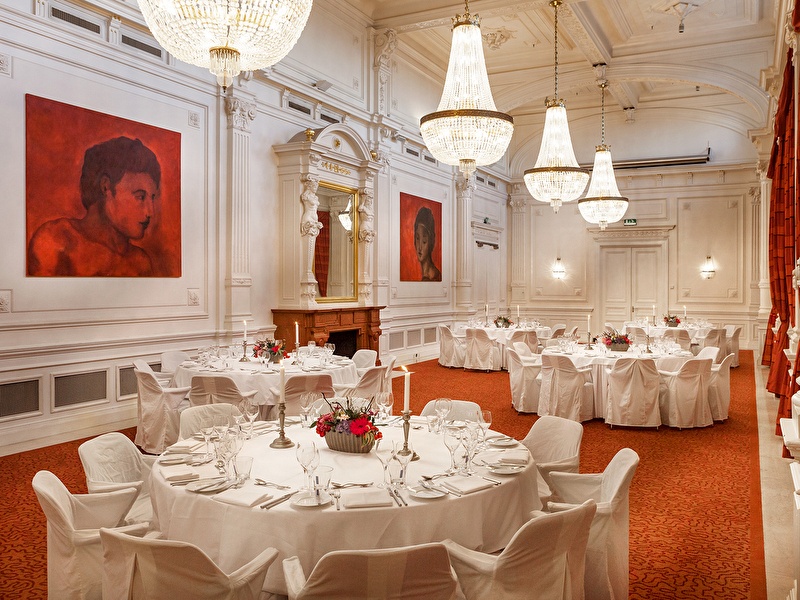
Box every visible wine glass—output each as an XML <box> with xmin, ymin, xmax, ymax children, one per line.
<box><xmin>477</xmin><ymin>409</ymin><xmax>492</xmax><ymax>449</ymax></box>
<box><xmin>243</xmin><ymin>400</ymin><xmax>259</xmax><ymax>438</ymax></box>
<box><xmin>299</xmin><ymin>392</ymin><xmax>317</xmax><ymax>428</ymax></box>
<box><xmin>434</xmin><ymin>398</ymin><xmax>452</xmax><ymax>424</ymax></box>
<box><xmin>460</xmin><ymin>425</ymin><xmax>479</xmax><ymax>475</ymax></box>
<box><xmin>374</xmin><ymin>438</ymin><xmax>394</xmax><ymax>488</ymax></box>
<box><xmin>375</xmin><ymin>392</ymin><xmax>394</xmax><ymax>423</ymax></box>
<box><xmin>295</xmin><ymin>442</ymin><xmax>319</xmax><ymax>491</ymax></box>
<box><xmin>442</xmin><ymin>425</ymin><xmax>462</xmax><ymax>474</ymax></box>
<box><xmin>392</xmin><ymin>441</ymin><xmax>413</xmax><ymax>489</ymax></box>
<box><xmin>200</xmin><ymin>416</ymin><xmax>215</xmax><ymax>460</ymax></box>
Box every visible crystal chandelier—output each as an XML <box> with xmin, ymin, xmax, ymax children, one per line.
<box><xmin>420</xmin><ymin>0</ymin><xmax>514</xmax><ymax>179</ymax></box>
<box><xmin>338</xmin><ymin>198</ymin><xmax>353</xmax><ymax>232</ymax></box>
<box><xmin>137</xmin><ymin>0</ymin><xmax>314</xmax><ymax>90</ymax></box>
<box><xmin>523</xmin><ymin>0</ymin><xmax>588</xmax><ymax>213</ymax></box>
<box><xmin>578</xmin><ymin>81</ymin><xmax>628</xmax><ymax>229</ymax></box>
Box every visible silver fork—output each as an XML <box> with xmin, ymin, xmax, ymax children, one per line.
<box><xmin>331</xmin><ymin>489</ymin><xmax>341</xmax><ymax>510</ymax></box>
<box><xmin>254</xmin><ymin>478</ymin><xmax>291</xmax><ymax>490</ymax></box>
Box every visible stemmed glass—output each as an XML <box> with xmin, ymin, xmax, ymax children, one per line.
<box><xmin>374</xmin><ymin>439</ymin><xmax>395</xmax><ymax>488</ymax></box>
<box><xmin>200</xmin><ymin>416</ymin><xmax>215</xmax><ymax>460</ymax></box>
<box><xmin>375</xmin><ymin>392</ymin><xmax>394</xmax><ymax>423</ymax></box>
<box><xmin>295</xmin><ymin>442</ymin><xmax>320</xmax><ymax>492</ymax></box>
<box><xmin>392</xmin><ymin>441</ymin><xmax>413</xmax><ymax>489</ymax></box>
<box><xmin>243</xmin><ymin>400</ymin><xmax>259</xmax><ymax>438</ymax></box>
<box><xmin>299</xmin><ymin>392</ymin><xmax>317</xmax><ymax>428</ymax></box>
<box><xmin>460</xmin><ymin>425</ymin><xmax>479</xmax><ymax>475</ymax></box>
<box><xmin>442</xmin><ymin>424</ymin><xmax>462</xmax><ymax>474</ymax></box>
<box><xmin>477</xmin><ymin>409</ymin><xmax>492</xmax><ymax>449</ymax></box>
<box><xmin>434</xmin><ymin>398</ymin><xmax>453</xmax><ymax>424</ymax></box>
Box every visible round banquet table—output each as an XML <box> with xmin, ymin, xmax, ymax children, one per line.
<box><xmin>454</xmin><ymin>325</ymin><xmax>553</xmax><ymax>343</ymax></box>
<box><xmin>173</xmin><ymin>356</ymin><xmax>358</xmax><ymax>411</ymax></box>
<box><xmin>150</xmin><ymin>420</ymin><xmax>540</xmax><ymax>595</ymax></box>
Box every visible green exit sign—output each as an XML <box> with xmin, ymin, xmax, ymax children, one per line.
<box><xmin>623</xmin><ymin>218</ymin><xmax>637</xmax><ymax>226</ymax></box>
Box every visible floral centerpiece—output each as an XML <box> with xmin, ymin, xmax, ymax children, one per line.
<box><xmin>601</xmin><ymin>330</ymin><xmax>631</xmax><ymax>352</ymax></box>
<box><xmin>494</xmin><ymin>315</ymin><xmax>513</xmax><ymax>328</ymax></box>
<box><xmin>253</xmin><ymin>338</ymin><xmax>287</xmax><ymax>362</ymax></box>
<box><xmin>663</xmin><ymin>314</ymin><xmax>681</xmax><ymax>327</ymax></box>
<box><xmin>314</xmin><ymin>397</ymin><xmax>382</xmax><ymax>453</ymax></box>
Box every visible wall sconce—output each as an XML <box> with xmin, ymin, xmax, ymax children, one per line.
<box><xmin>337</xmin><ymin>198</ymin><xmax>353</xmax><ymax>231</ymax></box>
<box><xmin>701</xmin><ymin>256</ymin><xmax>715</xmax><ymax>279</ymax></box>
<box><xmin>552</xmin><ymin>258</ymin><xmax>566</xmax><ymax>279</ymax></box>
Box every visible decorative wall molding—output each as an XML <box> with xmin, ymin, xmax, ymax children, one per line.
<box><xmin>0</xmin><ymin>290</ymin><xmax>10</xmax><ymax>313</ymax></box>
<box><xmin>591</xmin><ymin>225</ymin><xmax>675</xmax><ymax>241</ymax></box>
<box><xmin>0</xmin><ymin>52</ymin><xmax>12</xmax><ymax>77</ymax></box>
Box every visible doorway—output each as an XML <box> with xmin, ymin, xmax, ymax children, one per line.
<box><xmin>598</xmin><ymin>244</ymin><xmax>666</xmax><ymax>330</ymax></box>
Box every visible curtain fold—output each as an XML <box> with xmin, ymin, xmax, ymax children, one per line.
<box><xmin>314</xmin><ymin>211</ymin><xmax>330</xmax><ymax>298</ymax></box>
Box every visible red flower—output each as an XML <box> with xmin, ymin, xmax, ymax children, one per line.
<box><xmin>349</xmin><ymin>416</ymin><xmax>371</xmax><ymax>436</ymax></box>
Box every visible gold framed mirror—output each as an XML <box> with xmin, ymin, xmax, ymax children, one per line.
<box><xmin>314</xmin><ymin>182</ymin><xmax>359</xmax><ymax>302</ymax></box>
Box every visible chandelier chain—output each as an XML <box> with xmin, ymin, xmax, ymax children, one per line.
<box><xmin>601</xmin><ymin>83</ymin><xmax>606</xmax><ymax>144</ymax></box>
<box><xmin>553</xmin><ymin>0</ymin><xmax>559</xmax><ymax>98</ymax></box>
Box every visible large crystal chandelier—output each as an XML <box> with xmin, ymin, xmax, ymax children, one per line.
<box><xmin>578</xmin><ymin>81</ymin><xmax>628</xmax><ymax>229</ymax></box>
<box><xmin>523</xmin><ymin>0</ymin><xmax>588</xmax><ymax>213</ymax></box>
<box><xmin>137</xmin><ymin>0</ymin><xmax>314</xmax><ymax>90</ymax></box>
<box><xmin>420</xmin><ymin>0</ymin><xmax>514</xmax><ymax>179</ymax></box>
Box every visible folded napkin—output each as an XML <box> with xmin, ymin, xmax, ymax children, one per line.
<box><xmin>250</xmin><ymin>421</ymin><xmax>275</xmax><ymax>432</ymax></box>
<box><xmin>212</xmin><ymin>486</ymin><xmax>273</xmax><ymax>508</ymax></box>
<box><xmin>497</xmin><ymin>449</ymin><xmax>530</xmax><ymax>466</ymax></box>
<box><xmin>164</xmin><ymin>439</ymin><xmax>204</xmax><ymax>454</ymax></box>
<box><xmin>342</xmin><ymin>490</ymin><xmax>394</xmax><ymax>509</ymax></box>
<box><xmin>159</xmin><ymin>465</ymin><xmax>200</xmax><ymax>483</ymax></box>
<box><xmin>441</xmin><ymin>475</ymin><xmax>494</xmax><ymax>495</ymax></box>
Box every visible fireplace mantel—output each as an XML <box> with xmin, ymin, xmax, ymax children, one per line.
<box><xmin>272</xmin><ymin>307</ymin><xmax>384</xmax><ymax>356</ymax></box>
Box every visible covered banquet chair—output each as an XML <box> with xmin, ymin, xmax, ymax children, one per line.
<box><xmin>658</xmin><ymin>358</ymin><xmax>713</xmax><ymax>428</ymax></box>
<box><xmin>272</xmin><ymin>373</ymin><xmax>335</xmax><ymax>418</ymax></box>
<box><xmin>699</xmin><ymin>328</ymin><xmax>726</xmax><ymax>362</ymax></box>
<box><xmin>464</xmin><ymin>328</ymin><xmax>502</xmax><ymax>371</ymax></box>
<box><xmin>438</xmin><ymin>324</ymin><xmax>466</xmax><ymax>368</ymax></box>
<box><xmin>513</xmin><ymin>341</ymin><xmax>535</xmax><ymax>358</ymax></box>
<box><xmin>695</xmin><ymin>345</ymin><xmax>721</xmax><ymax>363</ymax></box>
<box><xmin>188</xmin><ymin>375</ymin><xmax>257</xmax><ymax>408</ymax></box>
<box><xmin>420</xmin><ymin>398</ymin><xmax>482</xmax><ymax>422</ymax></box>
<box><xmin>100</xmin><ymin>527</ymin><xmax>279</xmax><ymax>600</ymax></box>
<box><xmin>521</xmin><ymin>416</ymin><xmax>583</xmax><ymax>505</ymax></box>
<box><xmin>547</xmin><ymin>448</ymin><xmax>640</xmax><ymax>600</ymax></box>
<box><xmin>442</xmin><ymin>500</ymin><xmax>597</xmax><ymax>600</ymax></box>
<box><xmin>507</xmin><ymin>348</ymin><xmax>541</xmax><ymax>413</ymax></box>
<box><xmin>158</xmin><ymin>350</ymin><xmax>191</xmax><ymax>385</ymax></box>
<box><xmin>537</xmin><ymin>354</ymin><xmax>594</xmax><ymax>422</ymax></box>
<box><xmin>724</xmin><ymin>324</ymin><xmax>742</xmax><ymax>367</ymax></box>
<box><xmin>179</xmin><ymin>403</ymin><xmax>242</xmax><ymax>440</ymax></box>
<box><xmin>604</xmin><ymin>358</ymin><xmax>661</xmax><ymax>428</ymax></box>
<box><xmin>132</xmin><ymin>358</ymin><xmax>172</xmax><ymax>389</ymax></box>
<box><xmin>32</xmin><ymin>470</ymin><xmax>148</xmax><ymax>600</ymax></box>
<box><xmin>134</xmin><ymin>368</ymin><xmax>191</xmax><ymax>454</ymax></box>
<box><xmin>78</xmin><ymin>432</ymin><xmax>155</xmax><ymax>525</ymax></box>
<box><xmin>708</xmin><ymin>353</ymin><xmax>735</xmax><ymax>421</ymax></box>
<box><xmin>381</xmin><ymin>354</ymin><xmax>397</xmax><ymax>391</ymax></box>
<box><xmin>504</xmin><ymin>330</ymin><xmax>540</xmax><ymax>367</ymax></box>
<box><xmin>626</xmin><ymin>326</ymin><xmax>648</xmax><ymax>346</ymax></box>
<box><xmin>352</xmin><ymin>349</ymin><xmax>378</xmax><ymax>377</ymax></box>
<box><xmin>549</xmin><ymin>324</ymin><xmax>567</xmax><ymax>339</ymax></box>
<box><xmin>282</xmin><ymin>542</ymin><xmax>457</xmax><ymax>600</ymax></box>
<box><xmin>333</xmin><ymin>365</ymin><xmax>388</xmax><ymax>399</ymax></box>
<box><xmin>661</xmin><ymin>327</ymin><xmax>692</xmax><ymax>351</ymax></box>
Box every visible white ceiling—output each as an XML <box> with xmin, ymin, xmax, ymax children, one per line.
<box><xmin>347</xmin><ymin>0</ymin><xmax>777</xmax><ymax>144</ymax></box>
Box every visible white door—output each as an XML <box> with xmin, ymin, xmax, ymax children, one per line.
<box><xmin>599</xmin><ymin>246</ymin><xmax>664</xmax><ymax>330</ymax></box>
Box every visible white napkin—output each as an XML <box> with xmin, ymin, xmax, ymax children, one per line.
<box><xmin>159</xmin><ymin>465</ymin><xmax>200</xmax><ymax>483</ymax></box>
<box><xmin>342</xmin><ymin>490</ymin><xmax>394</xmax><ymax>509</ymax></box>
<box><xmin>250</xmin><ymin>421</ymin><xmax>275</xmax><ymax>433</ymax></box>
<box><xmin>441</xmin><ymin>475</ymin><xmax>494</xmax><ymax>495</ymax></box>
<box><xmin>164</xmin><ymin>439</ymin><xmax>204</xmax><ymax>454</ymax></box>
<box><xmin>212</xmin><ymin>486</ymin><xmax>273</xmax><ymax>508</ymax></box>
<box><xmin>497</xmin><ymin>449</ymin><xmax>530</xmax><ymax>466</ymax></box>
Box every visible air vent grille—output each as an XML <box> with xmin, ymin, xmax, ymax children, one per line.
<box><xmin>51</xmin><ymin>7</ymin><xmax>100</xmax><ymax>34</ymax></box>
<box><xmin>288</xmin><ymin>101</ymin><xmax>311</xmax><ymax>115</ymax></box>
<box><xmin>423</xmin><ymin>155</ymin><xmax>436</xmax><ymax>164</ymax></box>
<box><xmin>405</xmin><ymin>148</ymin><xmax>419</xmax><ymax>157</ymax></box>
<box><xmin>54</xmin><ymin>371</ymin><xmax>106</xmax><ymax>408</ymax></box>
<box><xmin>320</xmin><ymin>114</ymin><xmax>339</xmax><ymax>124</ymax></box>
<box><xmin>0</xmin><ymin>380</ymin><xmax>39</xmax><ymax>418</ymax></box>
<box><xmin>122</xmin><ymin>34</ymin><xmax>162</xmax><ymax>57</ymax></box>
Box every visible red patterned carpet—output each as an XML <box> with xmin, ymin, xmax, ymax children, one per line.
<box><xmin>0</xmin><ymin>351</ymin><xmax>765</xmax><ymax>598</ymax></box>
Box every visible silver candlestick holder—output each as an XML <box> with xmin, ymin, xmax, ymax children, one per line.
<box><xmin>240</xmin><ymin>340</ymin><xmax>249</xmax><ymax>362</ymax></box>
<box><xmin>396</xmin><ymin>410</ymin><xmax>420</xmax><ymax>461</ymax></box>
<box><xmin>587</xmin><ymin>330</ymin><xmax>593</xmax><ymax>350</ymax></box>
<box><xmin>270</xmin><ymin>399</ymin><xmax>294</xmax><ymax>448</ymax></box>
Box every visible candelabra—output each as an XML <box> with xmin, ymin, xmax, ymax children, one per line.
<box><xmin>240</xmin><ymin>340</ymin><xmax>249</xmax><ymax>362</ymax></box>
<box><xmin>396</xmin><ymin>410</ymin><xmax>420</xmax><ymax>461</ymax></box>
<box><xmin>269</xmin><ymin>399</ymin><xmax>294</xmax><ymax>448</ymax></box>
<box><xmin>587</xmin><ymin>329</ymin><xmax>593</xmax><ymax>350</ymax></box>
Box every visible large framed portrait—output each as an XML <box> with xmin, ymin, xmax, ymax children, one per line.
<box><xmin>399</xmin><ymin>192</ymin><xmax>442</xmax><ymax>282</ymax></box>
<box><xmin>25</xmin><ymin>95</ymin><xmax>182</xmax><ymax>277</ymax></box>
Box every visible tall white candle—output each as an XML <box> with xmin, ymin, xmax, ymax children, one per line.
<box><xmin>517</xmin><ymin>305</ymin><xmax>520</xmax><ymax>320</ymax></box>
<box><xmin>403</xmin><ymin>367</ymin><xmax>410</xmax><ymax>412</ymax></box>
<box><xmin>683</xmin><ymin>305</ymin><xmax>687</xmax><ymax>319</ymax></box>
<box><xmin>652</xmin><ymin>305</ymin><xmax>656</xmax><ymax>317</ymax></box>
<box><xmin>485</xmin><ymin>304</ymin><xmax>488</xmax><ymax>322</ymax></box>
<box><xmin>587</xmin><ymin>314</ymin><xmax>591</xmax><ymax>333</ymax></box>
<box><xmin>279</xmin><ymin>362</ymin><xmax>285</xmax><ymax>404</ymax></box>
<box><xmin>295</xmin><ymin>321</ymin><xmax>300</xmax><ymax>348</ymax></box>
<box><xmin>243</xmin><ymin>319</ymin><xmax>247</xmax><ymax>342</ymax></box>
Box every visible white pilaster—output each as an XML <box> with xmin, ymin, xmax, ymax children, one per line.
<box><xmin>508</xmin><ymin>183</ymin><xmax>529</xmax><ymax>304</ymax></box>
<box><xmin>455</xmin><ymin>175</ymin><xmax>476</xmax><ymax>307</ymax></box>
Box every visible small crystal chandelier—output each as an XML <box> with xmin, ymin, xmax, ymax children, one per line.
<box><xmin>137</xmin><ymin>0</ymin><xmax>314</xmax><ymax>91</ymax></box>
<box><xmin>578</xmin><ymin>81</ymin><xmax>628</xmax><ymax>230</ymax></box>
<box><xmin>420</xmin><ymin>0</ymin><xmax>514</xmax><ymax>179</ymax></box>
<box><xmin>338</xmin><ymin>199</ymin><xmax>353</xmax><ymax>232</ymax></box>
<box><xmin>524</xmin><ymin>0</ymin><xmax>589</xmax><ymax>213</ymax></box>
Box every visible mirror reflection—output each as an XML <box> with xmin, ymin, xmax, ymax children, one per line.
<box><xmin>314</xmin><ymin>182</ymin><xmax>358</xmax><ymax>301</ymax></box>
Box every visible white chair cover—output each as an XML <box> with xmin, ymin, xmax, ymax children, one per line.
<box><xmin>513</xmin><ymin>341</ymin><xmax>534</xmax><ymax>358</ymax></box>
<box><xmin>283</xmin><ymin>542</ymin><xmax>457</xmax><ymax>600</ymax></box>
<box><xmin>695</xmin><ymin>345</ymin><xmax>720</xmax><ymax>363</ymax></box>
<box><xmin>78</xmin><ymin>433</ymin><xmax>155</xmax><ymax>525</ymax></box>
<box><xmin>537</xmin><ymin>355</ymin><xmax>594</xmax><ymax>422</ymax></box>
<box><xmin>658</xmin><ymin>358</ymin><xmax>713</xmax><ymax>428</ymax></box>
<box><xmin>699</xmin><ymin>328</ymin><xmax>726</xmax><ymax>362</ymax></box>
<box><xmin>420</xmin><ymin>399</ymin><xmax>482</xmax><ymax>421</ymax></box>
<box><xmin>32</xmin><ymin>470</ymin><xmax>146</xmax><ymax>600</ymax></box>
<box><xmin>724</xmin><ymin>325</ymin><xmax>741</xmax><ymax>367</ymax></box>
<box><xmin>133</xmin><ymin>359</ymin><xmax>172</xmax><ymax>388</ymax></box>
<box><xmin>100</xmin><ymin>528</ymin><xmax>278</xmax><ymax>600</ymax></box>
<box><xmin>708</xmin><ymin>353</ymin><xmax>735</xmax><ymax>421</ymax></box>
<box><xmin>550</xmin><ymin>324</ymin><xmax>567</xmax><ymax>339</ymax></box>
<box><xmin>442</xmin><ymin>500</ymin><xmax>597</xmax><ymax>600</ymax></box>
<box><xmin>661</xmin><ymin>328</ymin><xmax>692</xmax><ymax>351</ymax></box>
<box><xmin>179</xmin><ymin>404</ymin><xmax>242</xmax><ymax>439</ymax></box>
<box><xmin>134</xmin><ymin>369</ymin><xmax>191</xmax><ymax>454</ymax></box>
<box><xmin>626</xmin><ymin>326</ymin><xmax>648</xmax><ymax>345</ymax></box>
<box><xmin>188</xmin><ymin>375</ymin><xmax>257</xmax><ymax>407</ymax></box>
<box><xmin>438</xmin><ymin>325</ymin><xmax>466</xmax><ymax>369</ymax></box>
<box><xmin>567</xmin><ymin>325</ymin><xmax>579</xmax><ymax>338</ymax></box>
<box><xmin>464</xmin><ymin>329</ymin><xmax>502</xmax><ymax>371</ymax></box>
<box><xmin>271</xmin><ymin>373</ymin><xmax>335</xmax><ymax>418</ymax></box>
<box><xmin>604</xmin><ymin>358</ymin><xmax>661</xmax><ymax>428</ymax></box>
<box><xmin>381</xmin><ymin>354</ymin><xmax>398</xmax><ymax>391</ymax></box>
<box><xmin>158</xmin><ymin>351</ymin><xmax>190</xmax><ymax>385</ymax></box>
<box><xmin>521</xmin><ymin>416</ymin><xmax>583</xmax><ymax>505</ymax></box>
<box><xmin>547</xmin><ymin>448</ymin><xmax>640</xmax><ymax>600</ymax></box>
<box><xmin>507</xmin><ymin>349</ymin><xmax>541</xmax><ymax>413</ymax></box>
<box><xmin>352</xmin><ymin>349</ymin><xmax>378</xmax><ymax>377</ymax></box>
<box><xmin>332</xmin><ymin>365</ymin><xmax>388</xmax><ymax>399</ymax></box>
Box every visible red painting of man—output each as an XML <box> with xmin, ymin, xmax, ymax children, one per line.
<box><xmin>400</xmin><ymin>193</ymin><xmax>442</xmax><ymax>282</ymax></box>
<box><xmin>25</xmin><ymin>95</ymin><xmax>181</xmax><ymax>277</ymax></box>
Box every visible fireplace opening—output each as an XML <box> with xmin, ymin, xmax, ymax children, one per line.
<box><xmin>326</xmin><ymin>329</ymin><xmax>359</xmax><ymax>358</ymax></box>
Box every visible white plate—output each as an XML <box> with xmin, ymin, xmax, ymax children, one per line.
<box><xmin>185</xmin><ymin>478</ymin><xmax>229</xmax><ymax>493</ymax></box>
<box><xmin>488</xmin><ymin>464</ymin><xmax>525</xmax><ymax>475</ymax></box>
<box><xmin>408</xmin><ymin>486</ymin><xmax>446</xmax><ymax>499</ymax></box>
<box><xmin>291</xmin><ymin>491</ymin><xmax>332</xmax><ymax>508</ymax></box>
<box><xmin>488</xmin><ymin>437</ymin><xmax>518</xmax><ymax>448</ymax></box>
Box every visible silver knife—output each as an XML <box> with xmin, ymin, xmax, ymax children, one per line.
<box><xmin>481</xmin><ymin>476</ymin><xmax>502</xmax><ymax>486</ymax></box>
<box><xmin>260</xmin><ymin>490</ymin><xmax>298</xmax><ymax>509</ymax></box>
<box><xmin>387</xmin><ymin>488</ymin><xmax>402</xmax><ymax>506</ymax></box>
<box><xmin>393</xmin><ymin>488</ymin><xmax>408</xmax><ymax>506</ymax></box>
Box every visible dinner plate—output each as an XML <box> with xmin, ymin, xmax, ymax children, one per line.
<box><xmin>291</xmin><ymin>491</ymin><xmax>332</xmax><ymax>508</ymax></box>
<box><xmin>185</xmin><ymin>477</ymin><xmax>229</xmax><ymax>493</ymax></box>
<box><xmin>408</xmin><ymin>486</ymin><xmax>446</xmax><ymax>499</ymax></box>
<box><xmin>488</xmin><ymin>437</ymin><xmax>518</xmax><ymax>448</ymax></box>
<box><xmin>488</xmin><ymin>464</ymin><xmax>525</xmax><ymax>475</ymax></box>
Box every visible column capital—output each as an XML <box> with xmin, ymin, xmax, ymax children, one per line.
<box><xmin>225</xmin><ymin>96</ymin><xmax>257</xmax><ymax>132</ymax></box>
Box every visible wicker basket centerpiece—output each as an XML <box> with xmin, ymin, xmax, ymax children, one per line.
<box><xmin>314</xmin><ymin>396</ymin><xmax>381</xmax><ymax>454</ymax></box>
<box><xmin>324</xmin><ymin>431</ymin><xmax>375</xmax><ymax>453</ymax></box>
<box><xmin>601</xmin><ymin>330</ymin><xmax>632</xmax><ymax>353</ymax></box>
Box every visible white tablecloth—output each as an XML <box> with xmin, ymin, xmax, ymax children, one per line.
<box><xmin>150</xmin><ymin>421</ymin><xmax>540</xmax><ymax>595</ymax></box>
<box><xmin>541</xmin><ymin>347</ymin><xmax>694</xmax><ymax>418</ymax></box>
<box><xmin>454</xmin><ymin>325</ymin><xmax>553</xmax><ymax>344</ymax></box>
<box><xmin>174</xmin><ymin>357</ymin><xmax>358</xmax><ymax>408</ymax></box>
<box><xmin>622</xmin><ymin>324</ymin><xmax>711</xmax><ymax>342</ymax></box>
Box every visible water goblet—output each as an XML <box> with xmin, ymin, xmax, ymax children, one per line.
<box><xmin>392</xmin><ymin>441</ymin><xmax>413</xmax><ymax>489</ymax></box>
<box><xmin>374</xmin><ymin>392</ymin><xmax>394</xmax><ymax>423</ymax></box>
<box><xmin>442</xmin><ymin>424</ymin><xmax>462</xmax><ymax>474</ymax></box>
<box><xmin>200</xmin><ymin>416</ymin><xmax>215</xmax><ymax>460</ymax></box>
<box><xmin>460</xmin><ymin>425</ymin><xmax>479</xmax><ymax>475</ymax></box>
<box><xmin>434</xmin><ymin>398</ymin><xmax>452</xmax><ymax>424</ymax></box>
<box><xmin>374</xmin><ymin>439</ymin><xmax>394</xmax><ymax>488</ymax></box>
<box><xmin>243</xmin><ymin>400</ymin><xmax>259</xmax><ymax>438</ymax></box>
<box><xmin>295</xmin><ymin>442</ymin><xmax>319</xmax><ymax>492</ymax></box>
<box><xmin>477</xmin><ymin>409</ymin><xmax>492</xmax><ymax>449</ymax></box>
<box><xmin>299</xmin><ymin>392</ymin><xmax>318</xmax><ymax>428</ymax></box>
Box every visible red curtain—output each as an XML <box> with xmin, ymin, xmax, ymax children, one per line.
<box><xmin>314</xmin><ymin>211</ymin><xmax>330</xmax><ymax>297</ymax></box>
<box><xmin>765</xmin><ymin>48</ymin><xmax>796</xmax><ymax>438</ymax></box>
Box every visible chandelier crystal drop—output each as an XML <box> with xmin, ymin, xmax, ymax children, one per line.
<box><xmin>523</xmin><ymin>0</ymin><xmax>588</xmax><ymax>213</ymax></box>
<box><xmin>420</xmin><ymin>0</ymin><xmax>514</xmax><ymax>179</ymax></box>
<box><xmin>578</xmin><ymin>82</ymin><xmax>628</xmax><ymax>230</ymax></box>
<box><xmin>137</xmin><ymin>0</ymin><xmax>314</xmax><ymax>90</ymax></box>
